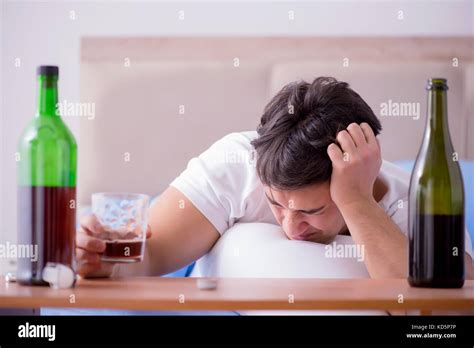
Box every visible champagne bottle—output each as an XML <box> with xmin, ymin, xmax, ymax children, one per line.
<box><xmin>408</xmin><ymin>78</ymin><xmax>465</xmax><ymax>288</ymax></box>
<box><xmin>17</xmin><ymin>66</ymin><xmax>77</xmax><ymax>285</ymax></box>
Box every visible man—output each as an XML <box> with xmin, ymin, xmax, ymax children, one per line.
<box><xmin>77</xmin><ymin>77</ymin><xmax>473</xmax><ymax>279</ymax></box>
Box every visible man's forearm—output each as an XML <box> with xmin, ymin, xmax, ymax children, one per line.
<box><xmin>338</xmin><ymin>198</ymin><xmax>408</xmax><ymax>279</ymax></box>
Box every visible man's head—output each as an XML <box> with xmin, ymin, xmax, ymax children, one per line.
<box><xmin>251</xmin><ymin>77</ymin><xmax>382</xmax><ymax>243</ymax></box>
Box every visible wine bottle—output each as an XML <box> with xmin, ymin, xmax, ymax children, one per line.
<box><xmin>408</xmin><ymin>78</ymin><xmax>465</xmax><ymax>288</ymax></box>
<box><xmin>17</xmin><ymin>66</ymin><xmax>77</xmax><ymax>285</ymax></box>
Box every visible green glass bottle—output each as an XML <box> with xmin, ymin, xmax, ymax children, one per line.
<box><xmin>408</xmin><ymin>78</ymin><xmax>465</xmax><ymax>288</ymax></box>
<box><xmin>17</xmin><ymin>66</ymin><xmax>77</xmax><ymax>285</ymax></box>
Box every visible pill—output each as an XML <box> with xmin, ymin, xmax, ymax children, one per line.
<box><xmin>5</xmin><ymin>272</ymin><xmax>16</xmax><ymax>283</ymax></box>
<box><xmin>196</xmin><ymin>278</ymin><xmax>218</xmax><ymax>290</ymax></box>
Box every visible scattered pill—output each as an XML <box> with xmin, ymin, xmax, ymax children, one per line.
<box><xmin>5</xmin><ymin>272</ymin><xmax>16</xmax><ymax>283</ymax></box>
<box><xmin>196</xmin><ymin>278</ymin><xmax>218</xmax><ymax>290</ymax></box>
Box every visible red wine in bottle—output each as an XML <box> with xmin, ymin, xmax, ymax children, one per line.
<box><xmin>408</xmin><ymin>78</ymin><xmax>465</xmax><ymax>288</ymax></box>
<box><xmin>17</xmin><ymin>66</ymin><xmax>77</xmax><ymax>285</ymax></box>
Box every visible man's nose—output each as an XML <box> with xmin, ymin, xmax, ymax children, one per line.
<box><xmin>283</xmin><ymin>211</ymin><xmax>308</xmax><ymax>238</ymax></box>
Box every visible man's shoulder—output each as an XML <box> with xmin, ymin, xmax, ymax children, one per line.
<box><xmin>197</xmin><ymin>131</ymin><xmax>259</xmax><ymax>182</ymax></box>
<box><xmin>201</xmin><ymin>131</ymin><xmax>258</xmax><ymax>164</ymax></box>
<box><xmin>378</xmin><ymin>160</ymin><xmax>410</xmax><ymax>215</ymax></box>
<box><xmin>213</xmin><ymin>131</ymin><xmax>258</xmax><ymax>149</ymax></box>
<box><xmin>380</xmin><ymin>160</ymin><xmax>411</xmax><ymax>185</ymax></box>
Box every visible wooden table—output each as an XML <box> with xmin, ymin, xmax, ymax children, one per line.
<box><xmin>1</xmin><ymin>277</ymin><xmax>473</xmax><ymax>314</ymax></box>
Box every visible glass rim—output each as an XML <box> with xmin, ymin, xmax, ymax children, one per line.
<box><xmin>92</xmin><ymin>192</ymin><xmax>150</xmax><ymax>202</ymax></box>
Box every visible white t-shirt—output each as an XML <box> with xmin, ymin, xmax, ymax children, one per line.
<box><xmin>170</xmin><ymin>131</ymin><xmax>473</xmax><ymax>258</ymax></box>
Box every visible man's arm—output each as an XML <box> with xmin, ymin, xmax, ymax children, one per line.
<box><xmin>144</xmin><ymin>186</ymin><xmax>221</xmax><ymax>276</ymax></box>
<box><xmin>337</xmin><ymin>198</ymin><xmax>407</xmax><ymax>278</ymax></box>
<box><xmin>77</xmin><ymin>186</ymin><xmax>221</xmax><ymax>278</ymax></box>
<box><xmin>337</xmin><ymin>198</ymin><xmax>474</xmax><ymax>279</ymax></box>
<box><xmin>327</xmin><ymin>122</ymin><xmax>474</xmax><ymax>279</ymax></box>
<box><xmin>112</xmin><ymin>186</ymin><xmax>220</xmax><ymax>277</ymax></box>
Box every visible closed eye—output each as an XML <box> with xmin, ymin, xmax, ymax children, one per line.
<box><xmin>265</xmin><ymin>193</ymin><xmax>326</xmax><ymax>215</ymax></box>
<box><xmin>305</xmin><ymin>209</ymin><xmax>326</xmax><ymax>216</ymax></box>
<box><xmin>270</xmin><ymin>201</ymin><xmax>284</xmax><ymax>208</ymax></box>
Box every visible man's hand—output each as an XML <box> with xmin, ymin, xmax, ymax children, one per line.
<box><xmin>76</xmin><ymin>214</ymin><xmax>152</xmax><ymax>278</ymax></box>
<box><xmin>326</xmin><ymin>122</ymin><xmax>409</xmax><ymax>278</ymax></box>
<box><xmin>327</xmin><ymin>122</ymin><xmax>382</xmax><ymax>209</ymax></box>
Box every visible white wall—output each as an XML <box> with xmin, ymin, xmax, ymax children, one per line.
<box><xmin>1</xmin><ymin>0</ymin><xmax>473</xmax><ymax>274</ymax></box>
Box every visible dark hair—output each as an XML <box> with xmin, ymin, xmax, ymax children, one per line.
<box><xmin>251</xmin><ymin>76</ymin><xmax>382</xmax><ymax>189</ymax></box>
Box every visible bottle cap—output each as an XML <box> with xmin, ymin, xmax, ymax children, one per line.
<box><xmin>42</xmin><ymin>263</ymin><xmax>76</xmax><ymax>289</ymax></box>
<box><xmin>37</xmin><ymin>65</ymin><xmax>59</xmax><ymax>77</ymax></box>
<box><xmin>427</xmin><ymin>78</ymin><xmax>448</xmax><ymax>90</ymax></box>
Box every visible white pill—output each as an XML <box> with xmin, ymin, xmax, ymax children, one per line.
<box><xmin>196</xmin><ymin>278</ymin><xmax>218</xmax><ymax>290</ymax></box>
<box><xmin>5</xmin><ymin>272</ymin><xmax>16</xmax><ymax>283</ymax></box>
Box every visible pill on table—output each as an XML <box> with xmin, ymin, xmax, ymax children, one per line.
<box><xmin>5</xmin><ymin>272</ymin><xmax>16</xmax><ymax>283</ymax></box>
<box><xmin>196</xmin><ymin>278</ymin><xmax>218</xmax><ymax>290</ymax></box>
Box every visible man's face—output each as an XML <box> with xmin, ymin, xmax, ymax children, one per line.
<box><xmin>264</xmin><ymin>182</ymin><xmax>347</xmax><ymax>244</ymax></box>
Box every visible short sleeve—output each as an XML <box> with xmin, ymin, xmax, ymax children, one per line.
<box><xmin>170</xmin><ymin>133</ymin><xmax>256</xmax><ymax>235</ymax></box>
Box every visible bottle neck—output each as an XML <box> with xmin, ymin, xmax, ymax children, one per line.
<box><xmin>426</xmin><ymin>87</ymin><xmax>449</xmax><ymax>144</ymax></box>
<box><xmin>37</xmin><ymin>76</ymin><xmax>58</xmax><ymax>117</ymax></box>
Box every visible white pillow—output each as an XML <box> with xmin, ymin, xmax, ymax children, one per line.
<box><xmin>191</xmin><ymin>223</ymin><xmax>386</xmax><ymax>315</ymax></box>
<box><xmin>191</xmin><ymin>222</ymin><xmax>370</xmax><ymax>278</ymax></box>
